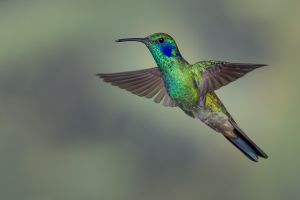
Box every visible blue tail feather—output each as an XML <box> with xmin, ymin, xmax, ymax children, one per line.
<box><xmin>226</xmin><ymin>136</ymin><xmax>259</xmax><ymax>162</ymax></box>
<box><xmin>232</xmin><ymin>137</ymin><xmax>258</xmax><ymax>161</ymax></box>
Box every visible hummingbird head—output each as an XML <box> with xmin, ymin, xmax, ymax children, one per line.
<box><xmin>116</xmin><ymin>33</ymin><xmax>187</xmax><ymax>68</ymax></box>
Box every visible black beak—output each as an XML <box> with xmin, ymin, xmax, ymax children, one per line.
<box><xmin>115</xmin><ymin>37</ymin><xmax>148</xmax><ymax>43</ymax></box>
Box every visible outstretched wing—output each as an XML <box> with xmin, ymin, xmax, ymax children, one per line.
<box><xmin>97</xmin><ymin>67</ymin><xmax>177</xmax><ymax>107</ymax></box>
<box><xmin>198</xmin><ymin>62</ymin><xmax>267</xmax><ymax>96</ymax></box>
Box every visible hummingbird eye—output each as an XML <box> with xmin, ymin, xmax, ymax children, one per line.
<box><xmin>158</xmin><ymin>38</ymin><xmax>164</xmax><ymax>44</ymax></box>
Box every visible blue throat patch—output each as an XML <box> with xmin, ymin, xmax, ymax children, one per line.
<box><xmin>161</xmin><ymin>44</ymin><xmax>173</xmax><ymax>57</ymax></box>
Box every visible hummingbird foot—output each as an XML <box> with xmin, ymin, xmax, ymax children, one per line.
<box><xmin>199</xmin><ymin>95</ymin><xmax>206</xmax><ymax>107</ymax></box>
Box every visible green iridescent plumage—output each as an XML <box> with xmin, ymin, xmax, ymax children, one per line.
<box><xmin>98</xmin><ymin>32</ymin><xmax>268</xmax><ymax>162</ymax></box>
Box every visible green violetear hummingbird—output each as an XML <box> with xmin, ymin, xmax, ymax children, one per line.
<box><xmin>98</xmin><ymin>32</ymin><xmax>268</xmax><ymax>162</ymax></box>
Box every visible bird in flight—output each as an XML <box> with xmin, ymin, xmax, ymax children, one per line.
<box><xmin>98</xmin><ymin>32</ymin><xmax>268</xmax><ymax>162</ymax></box>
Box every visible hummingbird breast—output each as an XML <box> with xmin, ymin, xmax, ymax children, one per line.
<box><xmin>162</xmin><ymin>69</ymin><xmax>199</xmax><ymax>110</ymax></box>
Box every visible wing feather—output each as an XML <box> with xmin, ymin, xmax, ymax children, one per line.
<box><xmin>199</xmin><ymin>62</ymin><xmax>267</xmax><ymax>96</ymax></box>
<box><xmin>98</xmin><ymin>67</ymin><xmax>177</xmax><ymax>107</ymax></box>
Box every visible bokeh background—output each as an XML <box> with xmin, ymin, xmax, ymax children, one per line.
<box><xmin>1</xmin><ymin>0</ymin><xmax>299</xmax><ymax>199</ymax></box>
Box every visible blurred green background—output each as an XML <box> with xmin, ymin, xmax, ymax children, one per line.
<box><xmin>1</xmin><ymin>0</ymin><xmax>299</xmax><ymax>199</ymax></box>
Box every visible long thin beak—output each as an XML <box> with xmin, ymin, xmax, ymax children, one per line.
<box><xmin>115</xmin><ymin>37</ymin><xmax>148</xmax><ymax>43</ymax></box>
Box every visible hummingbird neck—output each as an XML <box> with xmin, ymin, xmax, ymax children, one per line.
<box><xmin>148</xmin><ymin>46</ymin><xmax>189</xmax><ymax>72</ymax></box>
<box><xmin>160</xmin><ymin>56</ymin><xmax>189</xmax><ymax>72</ymax></box>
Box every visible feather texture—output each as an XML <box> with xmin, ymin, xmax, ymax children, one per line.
<box><xmin>199</xmin><ymin>63</ymin><xmax>267</xmax><ymax>96</ymax></box>
<box><xmin>97</xmin><ymin>67</ymin><xmax>177</xmax><ymax>107</ymax></box>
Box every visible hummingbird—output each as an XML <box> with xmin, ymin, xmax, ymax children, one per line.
<box><xmin>98</xmin><ymin>33</ymin><xmax>268</xmax><ymax>162</ymax></box>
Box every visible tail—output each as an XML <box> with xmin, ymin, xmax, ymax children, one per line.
<box><xmin>225</xmin><ymin>122</ymin><xmax>268</xmax><ymax>162</ymax></box>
